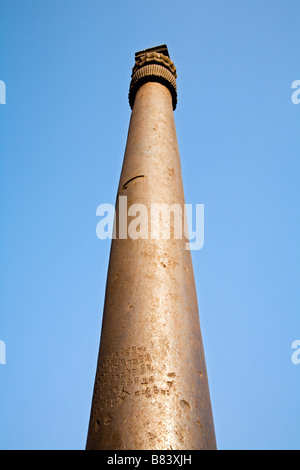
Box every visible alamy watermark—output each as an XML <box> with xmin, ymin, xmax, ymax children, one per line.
<box><xmin>96</xmin><ymin>196</ymin><xmax>204</xmax><ymax>251</ymax></box>
<box><xmin>0</xmin><ymin>80</ymin><xmax>6</xmax><ymax>104</ymax></box>
<box><xmin>290</xmin><ymin>83</ymin><xmax>299</xmax><ymax>365</ymax></box>
<box><xmin>0</xmin><ymin>340</ymin><xmax>6</xmax><ymax>365</ymax></box>
<box><xmin>291</xmin><ymin>80</ymin><xmax>300</xmax><ymax>105</ymax></box>
<box><xmin>291</xmin><ymin>340</ymin><xmax>300</xmax><ymax>365</ymax></box>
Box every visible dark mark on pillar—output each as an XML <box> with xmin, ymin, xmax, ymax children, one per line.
<box><xmin>121</xmin><ymin>175</ymin><xmax>145</xmax><ymax>190</ymax></box>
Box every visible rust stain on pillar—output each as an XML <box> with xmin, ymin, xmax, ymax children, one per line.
<box><xmin>86</xmin><ymin>45</ymin><xmax>217</xmax><ymax>450</ymax></box>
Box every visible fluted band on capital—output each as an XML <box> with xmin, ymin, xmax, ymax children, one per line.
<box><xmin>129</xmin><ymin>52</ymin><xmax>177</xmax><ymax>110</ymax></box>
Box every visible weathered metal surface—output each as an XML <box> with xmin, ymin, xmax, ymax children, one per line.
<box><xmin>86</xmin><ymin>47</ymin><xmax>216</xmax><ymax>450</ymax></box>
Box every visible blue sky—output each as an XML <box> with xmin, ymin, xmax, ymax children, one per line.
<box><xmin>0</xmin><ymin>0</ymin><xmax>299</xmax><ymax>450</ymax></box>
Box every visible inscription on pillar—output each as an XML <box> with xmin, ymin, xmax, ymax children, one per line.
<box><xmin>91</xmin><ymin>345</ymin><xmax>175</xmax><ymax>417</ymax></box>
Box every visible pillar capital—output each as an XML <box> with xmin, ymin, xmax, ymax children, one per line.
<box><xmin>129</xmin><ymin>44</ymin><xmax>178</xmax><ymax>110</ymax></box>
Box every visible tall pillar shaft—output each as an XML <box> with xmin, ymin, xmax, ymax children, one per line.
<box><xmin>86</xmin><ymin>46</ymin><xmax>216</xmax><ymax>450</ymax></box>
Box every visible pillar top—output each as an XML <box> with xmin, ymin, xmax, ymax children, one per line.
<box><xmin>135</xmin><ymin>44</ymin><xmax>170</xmax><ymax>59</ymax></box>
<box><xmin>128</xmin><ymin>44</ymin><xmax>178</xmax><ymax>110</ymax></box>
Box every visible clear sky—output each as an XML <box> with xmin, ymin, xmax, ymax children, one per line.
<box><xmin>0</xmin><ymin>0</ymin><xmax>299</xmax><ymax>450</ymax></box>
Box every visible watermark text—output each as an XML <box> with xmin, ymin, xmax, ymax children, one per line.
<box><xmin>0</xmin><ymin>340</ymin><xmax>6</xmax><ymax>365</ymax></box>
<box><xmin>96</xmin><ymin>196</ymin><xmax>204</xmax><ymax>251</ymax></box>
<box><xmin>291</xmin><ymin>340</ymin><xmax>300</xmax><ymax>365</ymax></box>
<box><xmin>0</xmin><ymin>80</ymin><xmax>6</xmax><ymax>104</ymax></box>
<box><xmin>291</xmin><ymin>80</ymin><xmax>300</xmax><ymax>105</ymax></box>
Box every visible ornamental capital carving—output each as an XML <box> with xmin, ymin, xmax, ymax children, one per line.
<box><xmin>132</xmin><ymin>51</ymin><xmax>177</xmax><ymax>79</ymax></box>
<box><xmin>129</xmin><ymin>45</ymin><xmax>178</xmax><ymax>110</ymax></box>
